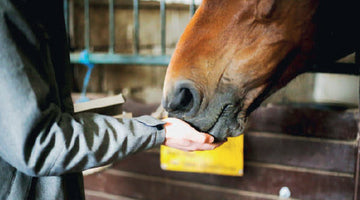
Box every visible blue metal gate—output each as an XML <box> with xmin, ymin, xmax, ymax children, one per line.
<box><xmin>63</xmin><ymin>0</ymin><xmax>197</xmax><ymax>66</ymax></box>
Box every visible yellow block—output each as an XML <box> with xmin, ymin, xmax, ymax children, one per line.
<box><xmin>160</xmin><ymin>135</ymin><xmax>244</xmax><ymax>176</ymax></box>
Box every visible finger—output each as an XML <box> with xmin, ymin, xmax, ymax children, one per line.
<box><xmin>203</xmin><ymin>141</ymin><xmax>225</xmax><ymax>150</ymax></box>
<box><xmin>163</xmin><ymin>139</ymin><xmax>190</xmax><ymax>151</ymax></box>
<box><xmin>164</xmin><ymin>138</ymin><xmax>223</xmax><ymax>152</ymax></box>
<box><xmin>204</xmin><ymin>134</ymin><xmax>215</xmax><ymax>143</ymax></box>
<box><xmin>165</xmin><ymin>138</ymin><xmax>187</xmax><ymax>146</ymax></box>
<box><xmin>186</xmin><ymin>130</ymin><xmax>216</xmax><ymax>143</ymax></box>
<box><xmin>189</xmin><ymin>142</ymin><xmax>222</xmax><ymax>151</ymax></box>
<box><xmin>185</xmin><ymin>131</ymin><xmax>207</xmax><ymax>143</ymax></box>
<box><xmin>165</xmin><ymin>139</ymin><xmax>211</xmax><ymax>152</ymax></box>
<box><xmin>213</xmin><ymin>141</ymin><xmax>225</xmax><ymax>148</ymax></box>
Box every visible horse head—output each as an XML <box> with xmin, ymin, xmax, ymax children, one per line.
<box><xmin>162</xmin><ymin>0</ymin><xmax>322</xmax><ymax>141</ymax></box>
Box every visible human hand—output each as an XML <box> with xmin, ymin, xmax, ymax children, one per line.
<box><xmin>162</xmin><ymin>118</ymin><xmax>223</xmax><ymax>152</ymax></box>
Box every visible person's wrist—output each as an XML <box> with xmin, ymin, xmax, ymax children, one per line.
<box><xmin>162</xmin><ymin>123</ymin><xmax>168</xmax><ymax>145</ymax></box>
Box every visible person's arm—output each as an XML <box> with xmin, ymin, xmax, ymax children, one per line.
<box><xmin>0</xmin><ymin>3</ymin><xmax>219</xmax><ymax>177</ymax></box>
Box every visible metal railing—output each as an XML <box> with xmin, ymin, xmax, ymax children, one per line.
<box><xmin>63</xmin><ymin>0</ymin><xmax>359</xmax><ymax>74</ymax></box>
<box><xmin>64</xmin><ymin>0</ymin><xmax>197</xmax><ymax>66</ymax></box>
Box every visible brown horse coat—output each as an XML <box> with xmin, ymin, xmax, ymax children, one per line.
<box><xmin>162</xmin><ymin>0</ymin><xmax>360</xmax><ymax>140</ymax></box>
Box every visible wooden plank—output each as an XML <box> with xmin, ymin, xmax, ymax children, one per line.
<box><xmin>244</xmin><ymin>131</ymin><xmax>356</xmax><ymax>173</ymax></box>
<box><xmin>85</xmin><ymin>190</ymin><xmax>137</xmax><ymax>200</ymax></box>
<box><xmin>85</xmin><ymin>194</ymin><xmax>109</xmax><ymax>200</ymax></box>
<box><xmin>84</xmin><ymin>170</ymin><xmax>283</xmax><ymax>200</ymax></box>
<box><xmin>71</xmin><ymin>93</ymin><xmax>108</xmax><ymax>102</ymax></box>
<box><xmin>73</xmin><ymin>93</ymin><xmax>124</xmax><ymax>115</ymax></box>
<box><xmin>354</xmin><ymin>133</ymin><xmax>360</xmax><ymax>200</ymax></box>
<box><xmin>94</xmin><ymin>152</ymin><xmax>355</xmax><ymax>200</ymax></box>
<box><xmin>247</xmin><ymin>105</ymin><xmax>358</xmax><ymax>140</ymax></box>
<box><xmin>122</xmin><ymin>98</ymin><xmax>159</xmax><ymax>117</ymax></box>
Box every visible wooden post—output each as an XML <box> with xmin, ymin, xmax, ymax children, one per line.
<box><xmin>354</xmin><ymin>51</ymin><xmax>360</xmax><ymax>200</ymax></box>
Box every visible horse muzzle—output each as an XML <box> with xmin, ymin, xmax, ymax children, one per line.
<box><xmin>162</xmin><ymin>81</ymin><xmax>245</xmax><ymax>141</ymax></box>
<box><xmin>162</xmin><ymin>80</ymin><xmax>201</xmax><ymax>118</ymax></box>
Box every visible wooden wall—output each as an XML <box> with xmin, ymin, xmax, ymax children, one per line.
<box><xmin>83</xmin><ymin>104</ymin><xmax>359</xmax><ymax>200</ymax></box>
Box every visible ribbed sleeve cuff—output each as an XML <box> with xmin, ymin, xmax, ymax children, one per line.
<box><xmin>154</xmin><ymin>128</ymin><xmax>166</xmax><ymax>146</ymax></box>
<box><xmin>133</xmin><ymin>115</ymin><xmax>166</xmax><ymax>147</ymax></box>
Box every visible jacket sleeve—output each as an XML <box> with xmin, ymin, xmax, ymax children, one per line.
<box><xmin>0</xmin><ymin>2</ymin><xmax>165</xmax><ymax>177</ymax></box>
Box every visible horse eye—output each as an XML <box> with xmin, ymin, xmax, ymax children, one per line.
<box><xmin>255</xmin><ymin>0</ymin><xmax>277</xmax><ymax>22</ymax></box>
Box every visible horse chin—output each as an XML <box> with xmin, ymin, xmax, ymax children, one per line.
<box><xmin>167</xmin><ymin>100</ymin><xmax>246</xmax><ymax>142</ymax></box>
<box><xmin>200</xmin><ymin>105</ymin><xmax>246</xmax><ymax>142</ymax></box>
<box><xmin>208</xmin><ymin>117</ymin><xmax>246</xmax><ymax>142</ymax></box>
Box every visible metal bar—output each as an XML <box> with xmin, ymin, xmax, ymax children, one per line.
<box><xmin>78</xmin><ymin>66</ymin><xmax>93</xmax><ymax>102</ymax></box>
<box><xmin>160</xmin><ymin>0</ymin><xmax>166</xmax><ymax>55</ymax></box>
<box><xmin>84</xmin><ymin>0</ymin><xmax>90</xmax><ymax>50</ymax></box>
<box><xmin>189</xmin><ymin>0</ymin><xmax>195</xmax><ymax>17</ymax></box>
<box><xmin>133</xmin><ymin>0</ymin><xmax>140</xmax><ymax>54</ymax></box>
<box><xmin>308</xmin><ymin>63</ymin><xmax>360</xmax><ymax>75</ymax></box>
<box><xmin>109</xmin><ymin>0</ymin><xmax>115</xmax><ymax>53</ymax></box>
<box><xmin>70</xmin><ymin>52</ymin><xmax>171</xmax><ymax>65</ymax></box>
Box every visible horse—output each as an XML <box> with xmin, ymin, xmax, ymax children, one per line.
<box><xmin>161</xmin><ymin>0</ymin><xmax>360</xmax><ymax>141</ymax></box>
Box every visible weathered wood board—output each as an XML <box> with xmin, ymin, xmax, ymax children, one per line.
<box><xmin>83</xmin><ymin>104</ymin><xmax>359</xmax><ymax>200</ymax></box>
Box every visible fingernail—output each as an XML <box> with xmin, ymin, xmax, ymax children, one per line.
<box><xmin>209</xmin><ymin>136</ymin><xmax>214</xmax><ymax>143</ymax></box>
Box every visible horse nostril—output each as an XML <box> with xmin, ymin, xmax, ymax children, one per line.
<box><xmin>168</xmin><ymin>88</ymin><xmax>194</xmax><ymax>112</ymax></box>
<box><xmin>163</xmin><ymin>81</ymin><xmax>201</xmax><ymax>115</ymax></box>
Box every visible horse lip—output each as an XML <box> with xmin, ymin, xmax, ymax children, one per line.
<box><xmin>205</xmin><ymin>104</ymin><xmax>232</xmax><ymax>132</ymax></box>
<box><xmin>168</xmin><ymin>101</ymin><xmax>242</xmax><ymax>141</ymax></box>
<box><xmin>236</xmin><ymin>117</ymin><xmax>247</xmax><ymax>135</ymax></box>
<box><xmin>207</xmin><ymin>104</ymin><xmax>242</xmax><ymax>141</ymax></box>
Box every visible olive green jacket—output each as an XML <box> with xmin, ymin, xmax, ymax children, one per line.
<box><xmin>0</xmin><ymin>0</ymin><xmax>165</xmax><ymax>199</ymax></box>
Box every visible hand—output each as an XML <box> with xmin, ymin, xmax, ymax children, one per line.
<box><xmin>162</xmin><ymin>118</ymin><xmax>223</xmax><ymax>152</ymax></box>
